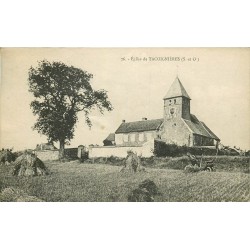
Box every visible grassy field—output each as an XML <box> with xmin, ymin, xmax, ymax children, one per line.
<box><xmin>1</xmin><ymin>160</ymin><xmax>250</xmax><ymax>202</ymax></box>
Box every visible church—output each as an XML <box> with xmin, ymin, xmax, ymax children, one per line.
<box><xmin>103</xmin><ymin>77</ymin><xmax>220</xmax><ymax>148</ymax></box>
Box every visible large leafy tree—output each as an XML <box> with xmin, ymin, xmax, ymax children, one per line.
<box><xmin>28</xmin><ymin>60</ymin><xmax>113</xmax><ymax>158</ymax></box>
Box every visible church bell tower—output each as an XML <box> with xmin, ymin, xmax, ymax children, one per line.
<box><xmin>163</xmin><ymin>77</ymin><xmax>191</xmax><ymax>121</ymax></box>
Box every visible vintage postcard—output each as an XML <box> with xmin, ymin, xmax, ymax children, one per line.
<box><xmin>0</xmin><ymin>48</ymin><xmax>249</xmax><ymax>202</ymax></box>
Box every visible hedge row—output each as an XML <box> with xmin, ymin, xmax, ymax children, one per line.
<box><xmin>153</xmin><ymin>140</ymin><xmax>238</xmax><ymax>157</ymax></box>
<box><xmin>64</xmin><ymin>148</ymin><xmax>78</xmax><ymax>160</ymax></box>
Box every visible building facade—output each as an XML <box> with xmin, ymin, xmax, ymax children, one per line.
<box><xmin>110</xmin><ymin>77</ymin><xmax>220</xmax><ymax>148</ymax></box>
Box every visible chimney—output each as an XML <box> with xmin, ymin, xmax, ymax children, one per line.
<box><xmin>122</xmin><ymin>119</ymin><xmax>126</xmax><ymax>123</ymax></box>
<box><xmin>142</xmin><ymin>117</ymin><xmax>147</xmax><ymax>121</ymax></box>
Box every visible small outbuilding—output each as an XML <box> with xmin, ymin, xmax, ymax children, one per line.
<box><xmin>103</xmin><ymin>133</ymin><xmax>115</xmax><ymax>146</ymax></box>
<box><xmin>36</xmin><ymin>143</ymin><xmax>57</xmax><ymax>151</ymax></box>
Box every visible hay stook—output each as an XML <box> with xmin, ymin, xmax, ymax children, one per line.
<box><xmin>128</xmin><ymin>179</ymin><xmax>161</xmax><ymax>202</ymax></box>
<box><xmin>0</xmin><ymin>149</ymin><xmax>16</xmax><ymax>165</ymax></box>
<box><xmin>120</xmin><ymin>150</ymin><xmax>142</xmax><ymax>173</ymax></box>
<box><xmin>12</xmin><ymin>152</ymin><xmax>49</xmax><ymax>177</ymax></box>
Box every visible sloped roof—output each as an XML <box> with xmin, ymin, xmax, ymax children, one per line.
<box><xmin>36</xmin><ymin>143</ymin><xmax>57</xmax><ymax>150</ymax></box>
<box><xmin>115</xmin><ymin>119</ymin><xmax>163</xmax><ymax>134</ymax></box>
<box><xmin>164</xmin><ymin>77</ymin><xmax>191</xmax><ymax>100</ymax></box>
<box><xmin>103</xmin><ymin>133</ymin><xmax>115</xmax><ymax>142</ymax></box>
<box><xmin>200</xmin><ymin>122</ymin><xmax>220</xmax><ymax>140</ymax></box>
<box><xmin>183</xmin><ymin>114</ymin><xmax>220</xmax><ymax>140</ymax></box>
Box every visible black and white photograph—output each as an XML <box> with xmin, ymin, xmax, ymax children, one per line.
<box><xmin>0</xmin><ymin>48</ymin><xmax>249</xmax><ymax>202</ymax></box>
<box><xmin>1</xmin><ymin>1</ymin><xmax>250</xmax><ymax>250</ymax></box>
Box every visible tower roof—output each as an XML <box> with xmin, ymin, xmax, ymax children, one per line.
<box><xmin>163</xmin><ymin>77</ymin><xmax>191</xmax><ymax>100</ymax></box>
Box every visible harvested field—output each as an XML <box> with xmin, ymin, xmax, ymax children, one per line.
<box><xmin>92</xmin><ymin>155</ymin><xmax>250</xmax><ymax>173</ymax></box>
<box><xmin>0</xmin><ymin>159</ymin><xmax>249</xmax><ymax>202</ymax></box>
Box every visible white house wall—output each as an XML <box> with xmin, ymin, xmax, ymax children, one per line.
<box><xmin>115</xmin><ymin>134</ymin><xmax>123</xmax><ymax>144</ymax></box>
<box><xmin>115</xmin><ymin>131</ymin><xmax>157</xmax><ymax>145</ymax></box>
<box><xmin>36</xmin><ymin>150</ymin><xmax>59</xmax><ymax>161</ymax></box>
<box><xmin>89</xmin><ymin>139</ymin><xmax>154</xmax><ymax>158</ymax></box>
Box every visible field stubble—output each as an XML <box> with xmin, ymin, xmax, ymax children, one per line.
<box><xmin>0</xmin><ymin>160</ymin><xmax>249</xmax><ymax>202</ymax></box>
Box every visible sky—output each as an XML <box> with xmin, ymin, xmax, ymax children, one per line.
<box><xmin>0</xmin><ymin>48</ymin><xmax>249</xmax><ymax>151</ymax></box>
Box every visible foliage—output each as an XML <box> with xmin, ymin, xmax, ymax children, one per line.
<box><xmin>28</xmin><ymin>60</ymin><xmax>113</xmax><ymax>155</ymax></box>
<box><xmin>0</xmin><ymin>150</ymin><xmax>16</xmax><ymax>164</ymax></box>
<box><xmin>153</xmin><ymin>140</ymin><xmax>239</xmax><ymax>157</ymax></box>
<box><xmin>64</xmin><ymin>148</ymin><xmax>78</xmax><ymax>160</ymax></box>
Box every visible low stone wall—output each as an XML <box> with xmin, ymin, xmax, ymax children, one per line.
<box><xmin>89</xmin><ymin>140</ymin><xmax>154</xmax><ymax>158</ymax></box>
<box><xmin>35</xmin><ymin>150</ymin><xmax>59</xmax><ymax>161</ymax></box>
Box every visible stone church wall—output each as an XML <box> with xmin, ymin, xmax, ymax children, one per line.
<box><xmin>161</xmin><ymin>118</ymin><xmax>192</xmax><ymax>146</ymax></box>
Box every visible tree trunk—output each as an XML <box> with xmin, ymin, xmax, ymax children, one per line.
<box><xmin>59</xmin><ymin>139</ymin><xmax>65</xmax><ymax>159</ymax></box>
